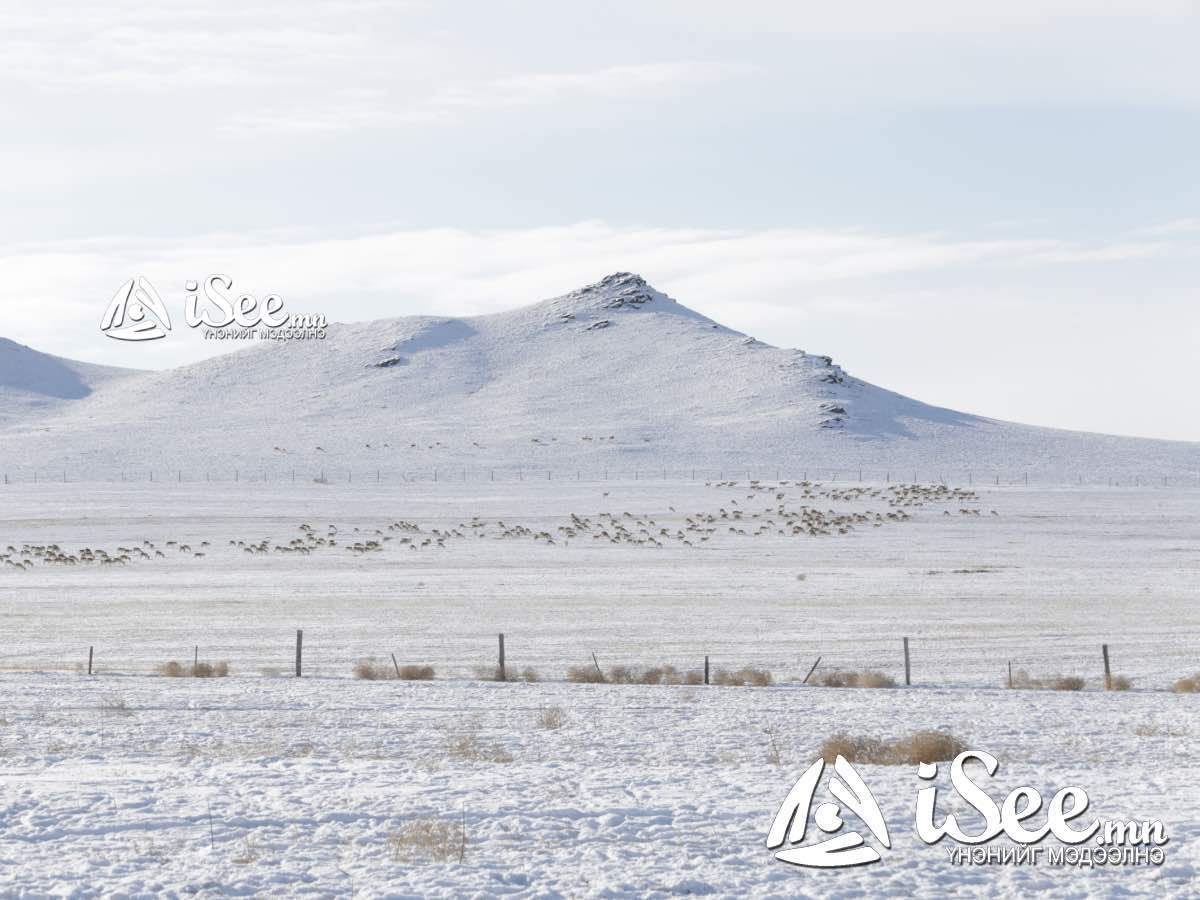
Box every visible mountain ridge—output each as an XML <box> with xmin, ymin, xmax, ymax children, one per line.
<box><xmin>0</xmin><ymin>273</ymin><xmax>1195</xmax><ymax>482</ymax></box>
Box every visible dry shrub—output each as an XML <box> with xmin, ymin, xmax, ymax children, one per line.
<box><xmin>712</xmin><ymin>666</ymin><xmax>772</xmax><ymax>687</ymax></box>
<box><xmin>536</xmin><ymin>705</ymin><xmax>565</xmax><ymax>729</ymax></box>
<box><xmin>1109</xmin><ymin>675</ymin><xmax>1132</xmax><ymax>692</ymax></box>
<box><xmin>446</xmin><ymin>732</ymin><xmax>513</xmax><ymax>764</ymax></box>
<box><xmin>1009</xmin><ymin>670</ymin><xmax>1084</xmax><ymax>691</ymax></box>
<box><xmin>603</xmin><ymin>664</ymin><xmax>632</xmax><ymax>684</ymax></box>
<box><xmin>354</xmin><ymin>659</ymin><xmax>390</xmax><ymax>680</ymax></box>
<box><xmin>764</xmin><ymin>726</ymin><xmax>784</xmax><ymax>766</ymax></box>
<box><xmin>158</xmin><ymin>660</ymin><xmax>229</xmax><ymax>678</ymax></box>
<box><xmin>474</xmin><ymin>664</ymin><xmax>532</xmax><ymax>682</ymax></box>
<box><xmin>99</xmin><ymin>695</ymin><xmax>133</xmax><ymax>717</ymax></box>
<box><xmin>399</xmin><ymin>664</ymin><xmax>435</xmax><ymax>681</ymax></box>
<box><xmin>1052</xmin><ymin>676</ymin><xmax>1085</xmax><ymax>691</ymax></box>
<box><xmin>356</xmin><ymin>659</ymin><xmax>434</xmax><ymax>680</ymax></box>
<box><xmin>1172</xmin><ymin>674</ymin><xmax>1200</xmax><ymax>693</ymax></box>
<box><xmin>566</xmin><ymin>664</ymin><xmax>606</xmax><ymax>683</ymax></box>
<box><xmin>567</xmin><ymin>662</ymin><xmax>723</xmax><ymax>685</ymax></box>
<box><xmin>819</xmin><ymin>670</ymin><xmax>895</xmax><ymax>689</ymax></box>
<box><xmin>821</xmin><ymin>730</ymin><xmax>966</xmax><ymax>766</ymax></box>
<box><xmin>388</xmin><ymin>818</ymin><xmax>465</xmax><ymax>864</ymax></box>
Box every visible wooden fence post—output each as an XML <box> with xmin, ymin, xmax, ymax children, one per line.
<box><xmin>295</xmin><ymin>629</ymin><xmax>303</xmax><ymax>677</ymax></box>
<box><xmin>391</xmin><ymin>653</ymin><xmax>401</xmax><ymax>678</ymax></box>
<box><xmin>903</xmin><ymin>637</ymin><xmax>911</xmax><ymax>686</ymax></box>
<box><xmin>704</xmin><ymin>655</ymin><xmax>709</xmax><ymax>685</ymax></box>
<box><xmin>1007</xmin><ymin>660</ymin><xmax>1013</xmax><ymax>689</ymax></box>
<box><xmin>1102</xmin><ymin>643</ymin><xmax>1111</xmax><ymax>690</ymax></box>
<box><xmin>498</xmin><ymin>633</ymin><xmax>506</xmax><ymax>682</ymax></box>
<box><xmin>802</xmin><ymin>655</ymin><xmax>822</xmax><ymax>685</ymax></box>
<box><xmin>88</xmin><ymin>646</ymin><xmax>93</xmax><ymax>676</ymax></box>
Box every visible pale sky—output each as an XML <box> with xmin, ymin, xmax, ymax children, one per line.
<box><xmin>2</xmin><ymin>1</ymin><xmax>1198</xmax><ymax>440</ymax></box>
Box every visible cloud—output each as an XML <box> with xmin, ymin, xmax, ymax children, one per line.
<box><xmin>1</xmin><ymin>219</ymin><xmax>1192</xmax><ymax>348</ymax></box>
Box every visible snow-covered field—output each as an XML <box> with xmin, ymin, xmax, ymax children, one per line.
<box><xmin>1</xmin><ymin>479</ymin><xmax>1198</xmax><ymax>896</ymax></box>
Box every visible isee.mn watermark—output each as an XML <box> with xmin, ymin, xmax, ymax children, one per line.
<box><xmin>102</xmin><ymin>274</ymin><xmax>326</xmax><ymax>342</ymax></box>
<box><xmin>767</xmin><ymin>750</ymin><xmax>1168</xmax><ymax>871</ymax></box>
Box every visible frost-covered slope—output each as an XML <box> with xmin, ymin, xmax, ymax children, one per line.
<box><xmin>0</xmin><ymin>273</ymin><xmax>1196</xmax><ymax>481</ymax></box>
<box><xmin>0</xmin><ymin>337</ymin><xmax>141</xmax><ymax>426</ymax></box>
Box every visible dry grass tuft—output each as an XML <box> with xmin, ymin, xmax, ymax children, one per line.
<box><xmin>446</xmin><ymin>732</ymin><xmax>513</xmax><ymax>764</ymax></box>
<box><xmin>1009</xmin><ymin>670</ymin><xmax>1084</xmax><ymax>691</ymax></box>
<box><xmin>764</xmin><ymin>726</ymin><xmax>785</xmax><ymax>766</ymax></box>
<box><xmin>472</xmin><ymin>664</ymin><xmax>538</xmax><ymax>682</ymax></box>
<box><xmin>99</xmin><ymin>695</ymin><xmax>133</xmax><ymax>717</ymax></box>
<box><xmin>821</xmin><ymin>730</ymin><xmax>966</xmax><ymax>765</ymax></box>
<box><xmin>158</xmin><ymin>660</ymin><xmax>230</xmax><ymax>678</ymax></box>
<box><xmin>818</xmin><ymin>669</ymin><xmax>895</xmax><ymax>689</ymax></box>
<box><xmin>388</xmin><ymin>817</ymin><xmax>465</xmax><ymax>864</ymax></box>
<box><xmin>712</xmin><ymin>666</ymin><xmax>772</xmax><ymax>687</ymax></box>
<box><xmin>566</xmin><ymin>663</ymin><xmax>607</xmax><ymax>683</ymax></box>
<box><xmin>567</xmin><ymin>662</ymin><xmax>757</xmax><ymax>686</ymax></box>
<box><xmin>355</xmin><ymin>659</ymin><xmax>435</xmax><ymax>680</ymax></box>
<box><xmin>536</xmin><ymin>705</ymin><xmax>565</xmax><ymax>729</ymax></box>
<box><xmin>1172</xmin><ymin>673</ymin><xmax>1200</xmax><ymax>693</ymax></box>
<box><xmin>1109</xmin><ymin>675</ymin><xmax>1132</xmax><ymax>691</ymax></box>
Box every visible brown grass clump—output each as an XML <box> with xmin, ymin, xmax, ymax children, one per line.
<box><xmin>354</xmin><ymin>659</ymin><xmax>390</xmax><ymax>680</ymax></box>
<box><xmin>1009</xmin><ymin>670</ymin><xmax>1084</xmax><ymax>691</ymax></box>
<box><xmin>566</xmin><ymin>662</ymin><xmax>736</xmax><ymax>685</ymax></box>
<box><xmin>399</xmin><ymin>664</ymin><xmax>435</xmax><ymax>680</ymax></box>
<box><xmin>354</xmin><ymin>659</ymin><xmax>435</xmax><ymax>680</ymax></box>
<box><xmin>472</xmin><ymin>664</ymin><xmax>537</xmax><ymax>682</ymax></box>
<box><xmin>712</xmin><ymin>666</ymin><xmax>772</xmax><ymax>687</ymax></box>
<box><xmin>388</xmin><ymin>818</ymin><xmax>465</xmax><ymax>864</ymax></box>
<box><xmin>1172</xmin><ymin>673</ymin><xmax>1200</xmax><ymax>693</ymax></box>
<box><xmin>566</xmin><ymin>663</ymin><xmax>607</xmax><ymax>683</ymax></box>
<box><xmin>536</xmin><ymin>705</ymin><xmax>565</xmax><ymax>729</ymax></box>
<box><xmin>821</xmin><ymin>730</ymin><xmax>966</xmax><ymax>766</ymax></box>
<box><xmin>158</xmin><ymin>660</ymin><xmax>230</xmax><ymax>678</ymax></box>
<box><xmin>446</xmin><ymin>732</ymin><xmax>513</xmax><ymax>764</ymax></box>
<box><xmin>819</xmin><ymin>670</ymin><xmax>895</xmax><ymax>689</ymax></box>
<box><xmin>1109</xmin><ymin>675</ymin><xmax>1132</xmax><ymax>691</ymax></box>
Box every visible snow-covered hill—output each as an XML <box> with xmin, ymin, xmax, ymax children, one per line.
<box><xmin>0</xmin><ymin>273</ymin><xmax>1196</xmax><ymax>481</ymax></box>
<box><xmin>0</xmin><ymin>337</ymin><xmax>141</xmax><ymax>427</ymax></box>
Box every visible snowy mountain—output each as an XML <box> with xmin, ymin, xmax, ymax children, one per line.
<box><xmin>0</xmin><ymin>273</ymin><xmax>1196</xmax><ymax>481</ymax></box>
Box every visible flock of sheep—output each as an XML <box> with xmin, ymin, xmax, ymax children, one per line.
<box><xmin>0</xmin><ymin>480</ymin><xmax>991</xmax><ymax>572</ymax></box>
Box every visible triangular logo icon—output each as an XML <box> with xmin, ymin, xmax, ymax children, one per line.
<box><xmin>101</xmin><ymin>277</ymin><xmax>172</xmax><ymax>341</ymax></box>
<box><xmin>766</xmin><ymin>755</ymin><xmax>891</xmax><ymax>868</ymax></box>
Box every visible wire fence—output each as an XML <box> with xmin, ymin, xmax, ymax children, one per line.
<box><xmin>3</xmin><ymin>630</ymin><xmax>1195</xmax><ymax>693</ymax></box>
<box><xmin>1</xmin><ymin>466</ymin><xmax>1196</xmax><ymax>488</ymax></box>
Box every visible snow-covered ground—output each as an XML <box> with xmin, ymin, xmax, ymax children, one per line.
<box><xmin>0</xmin><ymin>479</ymin><xmax>1198</xmax><ymax>895</ymax></box>
<box><xmin>2</xmin><ymin>673</ymin><xmax>1197</xmax><ymax>897</ymax></box>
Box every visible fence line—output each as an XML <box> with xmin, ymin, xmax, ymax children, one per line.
<box><xmin>1</xmin><ymin>466</ymin><xmax>1196</xmax><ymax>488</ymax></box>
<box><xmin>4</xmin><ymin>632</ymin><xmax>1192</xmax><ymax>693</ymax></box>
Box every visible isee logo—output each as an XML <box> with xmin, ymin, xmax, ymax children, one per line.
<box><xmin>101</xmin><ymin>275</ymin><xmax>326</xmax><ymax>342</ymax></box>
<box><xmin>768</xmin><ymin>750</ymin><xmax>1168</xmax><ymax>871</ymax></box>
<box><xmin>101</xmin><ymin>277</ymin><xmax>172</xmax><ymax>341</ymax></box>
<box><xmin>766</xmin><ymin>755</ymin><xmax>890</xmax><ymax>868</ymax></box>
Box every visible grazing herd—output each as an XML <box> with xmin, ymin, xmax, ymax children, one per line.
<box><xmin>1</xmin><ymin>539</ymin><xmax>209</xmax><ymax>570</ymax></box>
<box><xmin>0</xmin><ymin>480</ymin><xmax>993</xmax><ymax>572</ymax></box>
